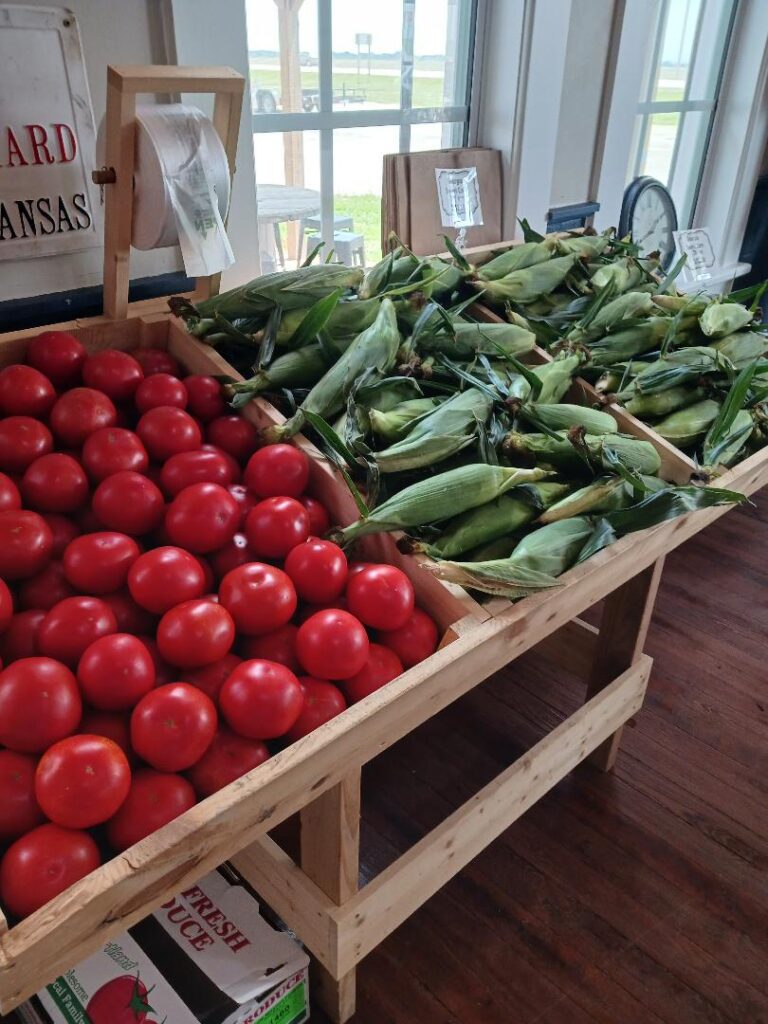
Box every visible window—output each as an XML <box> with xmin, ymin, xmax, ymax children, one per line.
<box><xmin>246</xmin><ymin>0</ymin><xmax>478</xmax><ymax>271</ymax></box>
<box><xmin>627</xmin><ymin>0</ymin><xmax>737</xmax><ymax>228</ymax></box>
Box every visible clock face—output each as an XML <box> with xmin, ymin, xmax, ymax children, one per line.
<box><xmin>631</xmin><ymin>184</ymin><xmax>676</xmax><ymax>265</ymax></box>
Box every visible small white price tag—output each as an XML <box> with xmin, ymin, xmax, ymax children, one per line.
<box><xmin>435</xmin><ymin>167</ymin><xmax>483</xmax><ymax>230</ymax></box>
<box><xmin>673</xmin><ymin>228</ymin><xmax>717</xmax><ymax>281</ymax></box>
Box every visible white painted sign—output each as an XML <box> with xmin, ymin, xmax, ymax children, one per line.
<box><xmin>0</xmin><ymin>5</ymin><xmax>101</xmax><ymax>260</ymax></box>
<box><xmin>673</xmin><ymin>227</ymin><xmax>717</xmax><ymax>281</ymax></box>
<box><xmin>435</xmin><ymin>167</ymin><xmax>484</xmax><ymax>230</ymax></box>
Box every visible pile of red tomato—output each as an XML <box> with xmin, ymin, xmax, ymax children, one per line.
<box><xmin>0</xmin><ymin>332</ymin><xmax>439</xmax><ymax>921</ymax></box>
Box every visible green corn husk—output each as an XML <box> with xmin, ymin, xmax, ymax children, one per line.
<box><xmin>710</xmin><ymin>332</ymin><xmax>768</xmax><ymax>367</ymax></box>
<box><xmin>373</xmin><ymin>388</ymin><xmax>493</xmax><ymax>472</ymax></box>
<box><xmin>652</xmin><ymin>398</ymin><xmax>721</xmax><ymax>448</ymax></box>
<box><xmin>355</xmin><ymin>376</ymin><xmax>423</xmax><ymax>413</ymax></box>
<box><xmin>652</xmin><ymin>294</ymin><xmax>708</xmax><ymax>315</ymax></box>
<box><xmin>227</xmin><ymin>344</ymin><xmax>334</xmax><ymax>401</ymax></box>
<box><xmin>536</xmin><ymin>474</ymin><xmax>665</xmax><ymax>524</ymax></box>
<box><xmin>419</xmin><ymin>257</ymin><xmax>466</xmax><ymax>299</ymax></box>
<box><xmin>576</xmin><ymin>291</ymin><xmax>656</xmax><ymax>341</ymax></box>
<box><xmin>474</xmin><ymin>241</ymin><xmax>557</xmax><ymax>281</ymax></box>
<box><xmin>507</xmin><ymin>354</ymin><xmax>583</xmax><ymax>404</ymax></box>
<box><xmin>419</xmin><ymin>321</ymin><xmax>536</xmax><ymax>359</ymax></box>
<box><xmin>521</xmin><ymin>402</ymin><xmax>618</xmax><ymax>435</ymax></box>
<box><xmin>595</xmin><ymin>369</ymin><xmax>624</xmax><ymax>394</ymax></box>
<box><xmin>193</xmin><ymin>265</ymin><xmax>365</xmax><ymax>320</ymax></box>
<box><xmin>368</xmin><ymin>398</ymin><xmax>442</xmax><ymax>441</ymax></box>
<box><xmin>473</xmin><ymin>254</ymin><xmax>579</xmax><ymax>305</ymax></box>
<box><xmin>556</xmin><ymin>234</ymin><xmax>611</xmax><ymax>258</ymax></box>
<box><xmin>359</xmin><ymin>253</ymin><xmax>421</xmax><ymax>299</ymax></box>
<box><xmin>587</xmin><ymin>316</ymin><xmax>671</xmax><ymax>364</ymax></box>
<box><xmin>699</xmin><ymin>301</ymin><xmax>754</xmax><ymax>338</ymax></box>
<box><xmin>466</xmin><ymin>536</ymin><xmax>521</xmax><ymax>561</ymax></box>
<box><xmin>333</xmin><ymin>465</ymin><xmax>551</xmax><ymax>544</ymax></box>
<box><xmin>504</xmin><ymin>430</ymin><xmax>661</xmax><ymax>475</ymax></box>
<box><xmin>624</xmin><ymin>385</ymin><xmax>707</xmax><ymax>418</ymax></box>
<box><xmin>702</xmin><ymin>408</ymin><xmax>753</xmax><ymax>467</ymax></box>
<box><xmin>265</xmin><ymin>297</ymin><xmax>401</xmax><ymax>441</ymax></box>
<box><xmin>590</xmin><ymin>258</ymin><xmax>647</xmax><ymax>294</ymax></box>
<box><xmin>272</xmin><ymin>297</ymin><xmax>380</xmax><ymax>347</ymax></box>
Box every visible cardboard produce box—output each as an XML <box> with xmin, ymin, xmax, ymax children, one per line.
<box><xmin>17</xmin><ymin>871</ymin><xmax>309</xmax><ymax>1024</ymax></box>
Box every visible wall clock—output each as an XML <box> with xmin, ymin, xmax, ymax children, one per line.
<box><xmin>619</xmin><ymin>176</ymin><xmax>678</xmax><ymax>268</ymax></box>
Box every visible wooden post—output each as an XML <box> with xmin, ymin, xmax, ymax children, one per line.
<box><xmin>300</xmin><ymin>770</ymin><xmax>361</xmax><ymax>1023</ymax></box>
<box><xmin>276</xmin><ymin>0</ymin><xmax>306</xmax><ymax>259</ymax></box>
<box><xmin>103</xmin><ymin>78</ymin><xmax>137</xmax><ymax>320</ymax></box>
<box><xmin>584</xmin><ymin>556</ymin><xmax>665</xmax><ymax>771</ymax></box>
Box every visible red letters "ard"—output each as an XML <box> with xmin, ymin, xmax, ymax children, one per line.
<box><xmin>3</xmin><ymin>124</ymin><xmax>77</xmax><ymax>168</ymax></box>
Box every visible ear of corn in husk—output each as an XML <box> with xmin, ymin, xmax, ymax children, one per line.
<box><xmin>473</xmin><ymin>254</ymin><xmax>579</xmax><ymax>305</ymax></box>
<box><xmin>699</xmin><ymin>301</ymin><xmax>754</xmax><ymax>338</ymax></box>
<box><xmin>190</xmin><ymin>265</ymin><xmax>364</xmax><ymax>320</ymax></box>
<box><xmin>575</xmin><ymin>291</ymin><xmax>656</xmax><ymax>340</ymax></box>
<box><xmin>419</xmin><ymin>321</ymin><xmax>536</xmax><ymax>359</ymax></box>
<box><xmin>273</xmin><ymin>297</ymin><xmax>380</xmax><ymax>347</ymax></box>
<box><xmin>521</xmin><ymin>402</ymin><xmax>618</xmax><ymax>435</ymax></box>
<box><xmin>556</xmin><ymin>234</ymin><xmax>611</xmax><ymax>257</ymax></box>
<box><xmin>226</xmin><ymin>343</ymin><xmax>339</xmax><ymax>402</ymax></box>
<box><xmin>358</xmin><ymin>253</ymin><xmax>420</xmax><ymax>299</ymax></box>
<box><xmin>586</xmin><ymin>316</ymin><xmax>670</xmax><ymax>363</ymax></box>
<box><xmin>474</xmin><ymin>241</ymin><xmax>557</xmax><ymax>281</ymax></box>
<box><xmin>504</xmin><ymin>430</ymin><xmax>661</xmax><ymax>475</ymax></box>
<box><xmin>702</xmin><ymin>408</ymin><xmax>753</xmax><ymax>467</ymax></box>
<box><xmin>710</xmin><ymin>332</ymin><xmax>768</xmax><ymax>367</ymax></box>
<box><xmin>368</xmin><ymin>398</ymin><xmax>442</xmax><ymax>441</ymax></box>
<box><xmin>652</xmin><ymin>398</ymin><xmax>721</xmax><ymax>448</ymax></box>
<box><xmin>652</xmin><ymin>294</ymin><xmax>708</xmax><ymax>315</ymax></box>
<box><xmin>418</xmin><ymin>257</ymin><xmax>466</xmax><ymax>298</ymax></box>
<box><xmin>624</xmin><ymin>384</ymin><xmax>707</xmax><ymax>418</ymax></box>
<box><xmin>507</xmin><ymin>353</ymin><xmax>582</xmax><ymax>404</ymax></box>
<box><xmin>536</xmin><ymin>475</ymin><xmax>666</xmax><ymax>524</ymax></box>
<box><xmin>590</xmin><ymin>258</ymin><xmax>643</xmax><ymax>294</ymax></box>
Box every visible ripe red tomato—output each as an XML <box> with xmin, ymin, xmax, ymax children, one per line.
<box><xmin>157</xmin><ymin>598</ymin><xmax>235</xmax><ymax>667</ymax></box>
<box><xmin>160</xmin><ymin>449</ymin><xmax>235</xmax><ymax>497</ymax></box>
<box><xmin>136</xmin><ymin>406</ymin><xmax>202</xmax><ymax>461</ymax></box>
<box><xmin>101</xmin><ymin>590</ymin><xmax>156</xmax><ymax>635</ymax></box>
<box><xmin>50</xmin><ymin>387</ymin><xmax>117</xmax><ymax>446</ymax></box>
<box><xmin>0</xmin><ymin>510</ymin><xmax>53</xmax><ymax>579</ymax></box>
<box><xmin>184</xmin><ymin>375</ymin><xmax>227</xmax><ymax>422</ymax></box>
<box><xmin>184</xmin><ymin>652</ymin><xmax>241</xmax><ymax>702</ymax></box>
<box><xmin>134</xmin><ymin>372</ymin><xmax>188</xmax><ymax>413</ymax></box>
<box><xmin>41</xmin><ymin>513</ymin><xmax>80</xmax><ymax>558</ymax></box>
<box><xmin>0</xmin><ymin>823</ymin><xmax>100</xmax><ymax>918</ymax></box>
<box><xmin>21</xmin><ymin>453</ymin><xmax>89</xmax><ymax>513</ymax></box>
<box><xmin>244</xmin><ymin>443</ymin><xmax>310</xmax><ymax>498</ymax></box>
<box><xmin>346</xmin><ymin>564</ymin><xmax>415</xmax><ymax>631</ymax></box>
<box><xmin>0</xmin><ymin>657</ymin><xmax>81</xmax><ymax>752</ymax></box>
<box><xmin>165</xmin><ymin>481</ymin><xmax>240</xmax><ymax>553</ymax></box>
<box><xmin>78</xmin><ymin>633</ymin><xmax>156</xmax><ymax>710</ymax></box>
<box><xmin>0</xmin><ymin>578</ymin><xmax>13</xmax><ymax>633</ymax></box>
<box><xmin>343</xmin><ymin>644</ymin><xmax>404</xmax><ymax>703</ymax></box>
<box><xmin>38</xmin><ymin>596</ymin><xmax>118</xmax><ymax>667</ymax></box>
<box><xmin>35</xmin><ymin>735</ymin><xmax>131</xmax><ymax>828</ymax></box>
<box><xmin>186</xmin><ymin>728</ymin><xmax>269</xmax><ymax>798</ymax></box>
<box><xmin>0</xmin><ymin>364</ymin><xmax>56</xmax><ymax>418</ymax></box>
<box><xmin>299</xmin><ymin>495</ymin><xmax>330</xmax><ymax>536</ymax></box>
<box><xmin>79</xmin><ymin>710</ymin><xmax>134</xmax><ymax>764</ymax></box>
<box><xmin>81</xmin><ymin>427</ymin><xmax>149</xmax><ymax>481</ymax></box>
<box><xmin>131</xmin><ymin>683</ymin><xmax>217</xmax><ymax>771</ymax></box>
<box><xmin>132</xmin><ymin>347</ymin><xmax>180</xmax><ymax>377</ymax></box>
<box><xmin>206</xmin><ymin>415</ymin><xmax>257</xmax><ymax>463</ymax></box>
<box><xmin>0</xmin><ymin>750</ymin><xmax>44</xmax><ymax>841</ymax></box>
<box><xmin>0</xmin><ymin>610</ymin><xmax>44</xmax><ymax>662</ymax></box>
<box><xmin>106</xmin><ymin>769</ymin><xmax>195</xmax><ymax>851</ymax></box>
<box><xmin>63</xmin><ymin>531</ymin><xmax>140</xmax><ymax>593</ymax></box>
<box><xmin>201</xmin><ymin>444</ymin><xmax>241</xmax><ymax>482</ymax></box>
<box><xmin>219</xmin><ymin>660</ymin><xmax>303</xmax><ymax>739</ymax></box>
<box><xmin>296</xmin><ymin>609</ymin><xmax>369</xmax><ymax>680</ymax></box>
<box><xmin>376</xmin><ymin>608</ymin><xmax>438</xmax><ymax>667</ymax></box>
<box><xmin>209</xmin><ymin>532</ymin><xmax>251</xmax><ymax>579</ymax></box>
<box><xmin>286</xmin><ymin>678</ymin><xmax>346</xmax><ymax>741</ymax></box>
<box><xmin>284</xmin><ymin>538</ymin><xmax>347</xmax><ymax>603</ymax></box>
<box><xmin>127</xmin><ymin>546</ymin><xmax>206</xmax><ymax>615</ymax></box>
<box><xmin>227</xmin><ymin>483</ymin><xmax>256</xmax><ymax>524</ymax></box>
<box><xmin>137</xmin><ymin>635</ymin><xmax>173</xmax><ymax>686</ymax></box>
<box><xmin>18</xmin><ymin>560</ymin><xmax>75</xmax><ymax>611</ymax></box>
<box><xmin>240</xmin><ymin>623</ymin><xmax>300</xmax><ymax>673</ymax></box>
<box><xmin>82</xmin><ymin>350</ymin><xmax>144</xmax><ymax>403</ymax></box>
<box><xmin>86</xmin><ymin>975</ymin><xmax>155</xmax><ymax>1024</ymax></box>
<box><xmin>0</xmin><ymin>416</ymin><xmax>53</xmax><ymax>472</ymax></box>
<box><xmin>218</xmin><ymin>563</ymin><xmax>297</xmax><ymax>636</ymax></box>
<box><xmin>26</xmin><ymin>331</ymin><xmax>86</xmax><ymax>387</ymax></box>
<box><xmin>92</xmin><ymin>471</ymin><xmax>165</xmax><ymax>535</ymax></box>
<box><xmin>0</xmin><ymin>471</ymin><xmax>21</xmax><ymax>512</ymax></box>
<box><xmin>245</xmin><ymin>496</ymin><xmax>310</xmax><ymax>559</ymax></box>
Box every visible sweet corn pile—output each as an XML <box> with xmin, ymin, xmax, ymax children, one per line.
<box><xmin>170</xmin><ymin>236</ymin><xmax>744</xmax><ymax>598</ymax></box>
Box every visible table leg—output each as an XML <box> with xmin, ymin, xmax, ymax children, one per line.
<box><xmin>585</xmin><ymin>556</ymin><xmax>665</xmax><ymax>771</ymax></box>
<box><xmin>273</xmin><ymin>223</ymin><xmax>286</xmax><ymax>268</ymax></box>
<box><xmin>300</xmin><ymin>770</ymin><xmax>361</xmax><ymax>1023</ymax></box>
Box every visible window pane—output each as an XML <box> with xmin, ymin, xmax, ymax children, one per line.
<box><xmin>247</xmin><ymin>0</ymin><xmax>319</xmax><ymax>116</ymax></box>
<box><xmin>651</xmin><ymin>0</ymin><xmax>702</xmax><ymax>101</ymax></box>
<box><xmin>331</xmin><ymin>0</ymin><xmax>403</xmax><ymax>110</ymax></box>
<box><xmin>410</xmin><ymin>121</ymin><xmax>465</xmax><ymax>151</ymax></box>
<box><xmin>411</xmin><ymin>0</ymin><xmax>475</xmax><ymax>108</ymax></box>
<box><xmin>635</xmin><ymin>112</ymin><xmax>680</xmax><ymax>183</ymax></box>
<box><xmin>255</xmin><ymin>131</ymin><xmax>321</xmax><ymax>273</ymax></box>
<box><xmin>333</xmin><ymin>126</ymin><xmax>400</xmax><ymax>267</ymax></box>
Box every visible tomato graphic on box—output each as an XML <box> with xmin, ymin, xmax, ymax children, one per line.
<box><xmin>86</xmin><ymin>975</ymin><xmax>157</xmax><ymax>1024</ymax></box>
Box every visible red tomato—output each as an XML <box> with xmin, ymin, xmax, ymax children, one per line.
<box><xmin>0</xmin><ymin>750</ymin><xmax>44</xmax><ymax>841</ymax></box>
<box><xmin>296</xmin><ymin>598</ymin><xmax>348</xmax><ymax>623</ymax></box>
<box><xmin>63</xmin><ymin>531</ymin><xmax>140</xmax><ymax>593</ymax></box>
<box><xmin>184</xmin><ymin>375</ymin><xmax>227</xmax><ymax>422</ymax></box>
<box><xmin>184</xmin><ymin>652</ymin><xmax>241</xmax><ymax>702</ymax></box>
<box><xmin>18</xmin><ymin>560</ymin><xmax>75</xmax><ymax>611</ymax></box>
<box><xmin>245</xmin><ymin>496</ymin><xmax>310</xmax><ymax>559</ymax></box>
<box><xmin>127</xmin><ymin>546</ymin><xmax>206</xmax><ymax>615</ymax></box>
<box><xmin>186</xmin><ymin>728</ymin><xmax>268</xmax><ymax>798</ymax></box>
<box><xmin>0</xmin><ymin>657</ymin><xmax>81</xmax><ymax>752</ymax></box>
<box><xmin>137</xmin><ymin>635</ymin><xmax>173</xmax><ymax>686</ymax></box>
<box><xmin>194</xmin><ymin>554</ymin><xmax>215</xmax><ymax>593</ymax></box>
<box><xmin>240</xmin><ymin>623</ymin><xmax>300</xmax><ymax>673</ymax></box>
<box><xmin>0</xmin><ymin>823</ymin><xmax>100</xmax><ymax>918</ymax></box>
<box><xmin>134</xmin><ymin>372</ymin><xmax>188</xmax><ymax>414</ymax></box>
<box><xmin>106</xmin><ymin>769</ymin><xmax>195</xmax><ymax>851</ymax></box>
<box><xmin>86</xmin><ymin>975</ymin><xmax>155</xmax><ymax>1024</ymax></box>
<box><xmin>92</xmin><ymin>471</ymin><xmax>165</xmax><ymax>535</ymax></box>
<box><xmin>21</xmin><ymin>453</ymin><xmax>89</xmax><ymax>513</ymax></box>
<box><xmin>136</xmin><ymin>406</ymin><xmax>202</xmax><ymax>461</ymax></box>
<box><xmin>79</xmin><ymin>710</ymin><xmax>134</xmax><ymax>764</ymax></box>
<box><xmin>101</xmin><ymin>590</ymin><xmax>156</xmax><ymax>635</ymax></box>
<box><xmin>40</xmin><ymin>513</ymin><xmax>80</xmax><ymax>559</ymax></box>
<box><xmin>201</xmin><ymin>444</ymin><xmax>241</xmax><ymax>482</ymax></box>
<box><xmin>82</xmin><ymin>350</ymin><xmax>144</xmax><ymax>403</ymax></box>
<box><xmin>284</xmin><ymin>538</ymin><xmax>347</xmax><ymax>603</ymax></box>
<box><xmin>50</xmin><ymin>387</ymin><xmax>117</xmax><ymax>446</ymax></box>
<box><xmin>165</xmin><ymin>482</ymin><xmax>240</xmax><ymax>553</ymax></box>
<box><xmin>299</xmin><ymin>495</ymin><xmax>331</xmax><ymax>536</ymax></box>
<box><xmin>157</xmin><ymin>599</ymin><xmax>235</xmax><ymax>667</ymax></box>
<box><xmin>132</xmin><ymin>347</ymin><xmax>180</xmax><ymax>377</ymax></box>
<box><xmin>0</xmin><ymin>510</ymin><xmax>53</xmax><ymax>579</ymax></box>
<box><xmin>81</xmin><ymin>427</ymin><xmax>149</xmax><ymax>481</ymax></box>
<box><xmin>0</xmin><ymin>578</ymin><xmax>13</xmax><ymax>633</ymax></box>
<box><xmin>0</xmin><ymin>610</ymin><xmax>45</xmax><ymax>662</ymax></box>
<box><xmin>286</xmin><ymin>678</ymin><xmax>346</xmax><ymax>741</ymax></box>
<box><xmin>209</xmin><ymin>532</ymin><xmax>251</xmax><ymax>579</ymax></box>
<box><xmin>78</xmin><ymin>633</ymin><xmax>156</xmax><ymax>710</ymax></box>
<box><xmin>344</xmin><ymin>644</ymin><xmax>404</xmax><ymax>703</ymax></box>
<box><xmin>26</xmin><ymin>331</ymin><xmax>86</xmax><ymax>388</ymax></box>
<box><xmin>346</xmin><ymin>564</ymin><xmax>415</xmax><ymax>631</ymax></box>
<box><xmin>160</xmin><ymin>449</ymin><xmax>235</xmax><ymax>497</ymax></box>
<box><xmin>0</xmin><ymin>416</ymin><xmax>53</xmax><ymax>473</ymax></box>
<box><xmin>227</xmin><ymin>483</ymin><xmax>256</xmax><ymax>524</ymax></box>
<box><xmin>131</xmin><ymin>683</ymin><xmax>217</xmax><ymax>772</ymax></box>
<box><xmin>244</xmin><ymin>444</ymin><xmax>310</xmax><ymax>498</ymax></box>
<box><xmin>0</xmin><ymin>471</ymin><xmax>21</xmax><ymax>512</ymax></box>
<box><xmin>219</xmin><ymin>660</ymin><xmax>303</xmax><ymax>739</ymax></box>
<box><xmin>218</xmin><ymin>562</ymin><xmax>297</xmax><ymax>636</ymax></box>
<box><xmin>38</xmin><ymin>596</ymin><xmax>118</xmax><ymax>667</ymax></box>
<box><xmin>35</xmin><ymin>735</ymin><xmax>131</xmax><ymax>828</ymax></box>
<box><xmin>206</xmin><ymin>415</ymin><xmax>257</xmax><ymax>463</ymax></box>
<box><xmin>376</xmin><ymin>608</ymin><xmax>438</xmax><ymax>667</ymax></box>
<box><xmin>296</xmin><ymin>609</ymin><xmax>369</xmax><ymax>680</ymax></box>
<box><xmin>0</xmin><ymin>364</ymin><xmax>56</xmax><ymax>418</ymax></box>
